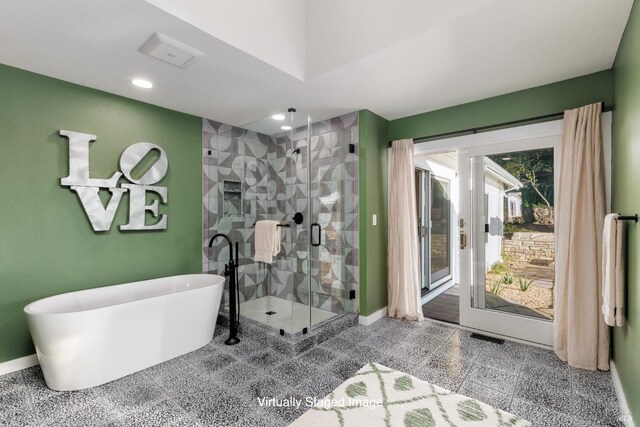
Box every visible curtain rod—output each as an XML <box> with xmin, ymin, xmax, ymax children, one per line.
<box><xmin>388</xmin><ymin>102</ymin><xmax>611</xmax><ymax>147</ymax></box>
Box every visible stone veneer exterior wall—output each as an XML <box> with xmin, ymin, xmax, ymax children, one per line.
<box><xmin>202</xmin><ymin>112</ymin><xmax>359</xmax><ymax>318</ymax></box>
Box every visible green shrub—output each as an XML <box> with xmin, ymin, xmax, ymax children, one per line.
<box><xmin>504</xmin><ymin>222</ymin><xmax>523</xmax><ymax>233</ymax></box>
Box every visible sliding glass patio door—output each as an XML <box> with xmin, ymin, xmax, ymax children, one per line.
<box><xmin>416</xmin><ymin>168</ymin><xmax>452</xmax><ymax>292</ymax></box>
<box><xmin>416</xmin><ymin>169</ymin><xmax>429</xmax><ymax>290</ymax></box>
<box><xmin>430</xmin><ymin>177</ymin><xmax>451</xmax><ymax>286</ymax></box>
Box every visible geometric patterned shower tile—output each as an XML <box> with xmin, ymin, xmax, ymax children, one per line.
<box><xmin>203</xmin><ymin>111</ymin><xmax>359</xmax><ymax>317</ymax></box>
<box><xmin>333</xmin><ymin>111</ymin><xmax>358</xmax><ymax>130</ymax></box>
<box><xmin>311</xmin><ymin>120</ymin><xmax>331</xmax><ymax>136</ymax></box>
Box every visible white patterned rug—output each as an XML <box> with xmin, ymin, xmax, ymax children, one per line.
<box><xmin>290</xmin><ymin>362</ymin><xmax>531</xmax><ymax>427</ymax></box>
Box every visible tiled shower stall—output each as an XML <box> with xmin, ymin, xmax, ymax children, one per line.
<box><xmin>202</xmin><ymin>111</ymin><xmax>359</xmax><ymax>336</ymax></box>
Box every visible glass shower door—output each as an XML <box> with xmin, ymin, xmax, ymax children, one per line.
<box><xmin>307</xmin><ymin>118</ymin><xmax>355</xmax><ymax>329</ymax></box>
<box><xmin>286</xmin><ymin>111</ymin><xmax>312</xmax><ymax>334</ymax></box>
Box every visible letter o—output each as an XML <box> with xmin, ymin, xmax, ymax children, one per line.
<box><xmin>119</xmin><ymin>143</ymin><xmax>168</xmax><ymax>185</ymax></box>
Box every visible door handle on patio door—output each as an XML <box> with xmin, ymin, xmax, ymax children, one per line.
<box><xmin>459</xmin><ymin>231</ymin><xmax>467</xmax><ymax>249</ymax></box>
<box><xmin>311</xmin><ymin>223</ymin><xmax>321</xmax><ymax>247</ymax></box>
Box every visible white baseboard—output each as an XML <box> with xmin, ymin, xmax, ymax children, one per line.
<box><xmin>0</xmin><ymin>354</ymin><xmax>39</xmax><ymax>376</ymax></box>
<box><xmin>611</xmin><ymin>359</ymin><xmax>635</xmax><ymax>427</ymax></box>
<box><xmin>359</xmin><ymin>306</ymin><xmax>387</xmax><ymax>325</ymax></box>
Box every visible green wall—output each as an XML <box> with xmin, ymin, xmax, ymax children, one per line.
<box><xmin>358</xmin><ymin>110</ymin><xmax>389</xmax><ymax>316</ymax></box>
<box><xmin>0</xmin><ymin>64</ymin><xmax>202</xmax><ymax>362</ymax></box>
<box><xmin>389</xmin><ymin>70</ymin><xmax>613</xmax><ymax>141</ymax></box>
<box><xmin>612</xmin><ymin>0</ymin><xmax>640</xmax><ymax>419</ymax></box>
<box><xmin>383</xmin><ymin>44</ymin><xmax>638</xmax><ymax>413</ymax></box>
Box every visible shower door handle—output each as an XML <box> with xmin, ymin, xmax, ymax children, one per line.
<box><xmin>311</xmin><ymin>223</ymin><xmax>321</xmax><ymax>247</ymax></box>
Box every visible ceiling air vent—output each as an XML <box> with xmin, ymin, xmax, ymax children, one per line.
<box><xmin>139</xmin><ymin>33</ymin><xmax>204</xmax><ymax>68</ymax></box>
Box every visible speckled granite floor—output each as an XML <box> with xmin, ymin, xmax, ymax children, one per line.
<box><xmin>0</xmin><ymin>318</ymin><xmax>624</xmax><ymax>426</ymax></box>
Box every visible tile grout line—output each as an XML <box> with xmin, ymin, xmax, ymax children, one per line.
<box><xmin>508</xmin><ymin>344</ymin><xmax>528</xmax><ymax>412</ymax></box>
<box><xmin>18</xmin><ymin>368</ymin><xmax>43</xmax><ymax>427</ymax></box>
<box><xmin>454</xmin><ymin>352</ymin><xmax>478</xmax><ymax>393</ymax></box>
<box><xmin>146</xmin><ymin>363</ymin><xmax>202</xmax><ymax>426</ymax></box>
<box><xmin>3</xmin><ymin>319</ymin><xmax>620</xmax><ymax>427</ymax></box>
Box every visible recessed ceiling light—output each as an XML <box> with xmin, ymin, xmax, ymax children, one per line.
<box><xmin>272</xmin><ymin>114</ymin><xmax>285</xmax><ymax>121</ymax></box>
<box><xmin>131</xmin><ymin>79</ymin><xmax>153</xmax><ymax>89</ymax></box>
<box><xmin>281</xmin><ymin>125</ymin><xmax>292</xmax><ymax>131</ymax></box>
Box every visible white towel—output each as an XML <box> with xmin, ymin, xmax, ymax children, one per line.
<box><xmin>602</xmin><ymin>213</ymin><xmax>625</xmax><ymax>327</ymax></box>
<box><xmin>254</xmin><ymin>220</ymin><xmax>281</xmax><ymax>264</ymax></box>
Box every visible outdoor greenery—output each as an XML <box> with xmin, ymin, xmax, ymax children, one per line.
<box><xmin>490</xmin><ymin>148</ymin><xmax>554</xmax><ymax>209</ymax></box>
<box><xmin>488</xmin><ymin>275</ymin><xmax>535</xmax><ymax>296</ymax></box>
<box><xmin>501</xmin><ymin>272</ymin><xmax>514</xmax><ymax>285</ymax></box>
<box><xmin>489</xmin><ymin>280</ymin><xmax>504</xmax><ymax>296</ymax></box>
<box><xmin>488</xmin><ymin>256</ymin><xmax>535</xmax><ymax>294</ymax></box>
<box><xmin>517</xmin><ymin>277</ymin><xmax>534</xmax><ymax>292</ymax></box>
<box><xmin>504</xmin><ymin>222</ymin><xmax>530</xmax><ymax>233</ymax></box>
<box><xmin>489</xmin><ymin>257</ymin><xmax>510</xmax><ymax>275</ymax></box>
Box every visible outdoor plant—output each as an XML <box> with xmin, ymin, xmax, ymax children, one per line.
<box><xmin>489</xmin><ymin>260</ymin><xmax>508</xmax><ymax>275</ymax></box>
<box><xmin>490</xmin><ymin>254</ymin><xmax>513</xmax><ymax>276</ymax></box>
<box><xmin>517</xmin><ymin>277</ymin><xmax>534</xmax><ymax>292</ymax></box>
<box><xmin>494</xmin><ymin>150</ymin><xmax>554</xmax><ymax>213</ymax></box>
<box><xmin>489</xmin><ymin>279</ymin><xmax>504</xmax><ymax>296</ymax></box>
<box><xmin>501</xmin><ymin>272</ymin><xmax>514</xmax><ymax>285</ymax></box>
<box><xmin>504</xmin><ymin>222</ymin><xmax>528</xmax><ymax>233</ymax></box>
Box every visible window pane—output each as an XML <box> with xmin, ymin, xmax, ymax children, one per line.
<box><xmin>483</xmin><ymin>147</ymin><xmax>554</xmax><ymax>320</ymax></box>
<box><xmin>430</xmin><ymin>178</ymin><xmax>450</xmax><ymax>282</ymax></box>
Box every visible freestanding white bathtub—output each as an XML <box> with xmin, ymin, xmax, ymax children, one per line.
<box><xmin>24</xmin><ymin>274</ymin><xmax>225</xmax><ymax>391</ymax></box>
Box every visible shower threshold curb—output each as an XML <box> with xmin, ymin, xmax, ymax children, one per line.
<box><xmin>217</xmin><ymin>311</ymin><xmax>358</xmax><ymax>355</ymax></box>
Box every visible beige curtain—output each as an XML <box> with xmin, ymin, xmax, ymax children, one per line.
<box><xmin>388</xmin><ymin>139</ymin><xmax>423</xmax><ymax>321</ymax></box>
<box><xmin>555</xmin><ymin>102</ymin><xmax>609</xmax><ymax>371</ymax></box>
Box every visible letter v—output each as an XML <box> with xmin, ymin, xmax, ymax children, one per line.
<box><xmin>71</xmin><ymin>186</ymin><xmax>126</xmax><ymax>231</ymax></box>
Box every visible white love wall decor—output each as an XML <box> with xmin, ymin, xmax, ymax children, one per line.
<box><xmin>59</xmin><ymin>130</ymin><xmax>169</xmax><ymax>232</ymax></box>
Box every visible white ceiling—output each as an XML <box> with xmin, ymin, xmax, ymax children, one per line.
<box><xmin>0</xmin><ymin>0</ymin><xmax>632</xmax><ymax>127</ymax></box>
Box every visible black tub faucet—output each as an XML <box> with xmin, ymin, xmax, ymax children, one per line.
<box><xmin>208</xmin><ymin>233</ymin><xmax>240</xmax><ymax>345</ymax></box>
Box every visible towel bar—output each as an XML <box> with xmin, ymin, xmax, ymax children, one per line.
<box><xmin>251</xmin><ymin>222</ymin><xmax>290</xmax><ymax>227</ymax></box>
<box><xmin>617</xmin><ymin>214</ymin><xmax>638</xmax><ymax>222</ymax></box>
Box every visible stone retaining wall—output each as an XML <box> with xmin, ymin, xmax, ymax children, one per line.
<box><xmin>502</xmin><ymin>232</ymin><xmax>555</xmax><ymax>266</ymax></box>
